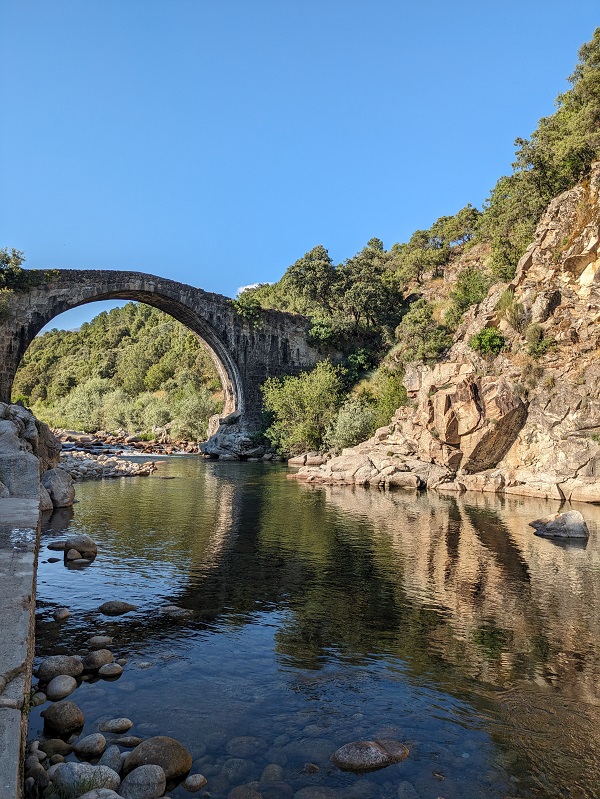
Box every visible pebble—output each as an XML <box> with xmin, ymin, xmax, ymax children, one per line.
<box><xmin>73</xmin><ymin>733</ymin><xmax>107</xmax><ymax>758</ymax></box>
<box><xmin>84</xmin><ymin>649</ymin><xmax>114</xmax><ymax>670</ymax></box>
<box><xmin>331</xmin><ymin>739</ymin><xmax>409</xmax><ymax>772</ymax></box>
<box><xmin>31</xmin><ymin>691</ymin><xmax>47</xmax><ymax>706</ymax></box>
<box><xmin>90</xmin><ymin>635</ymin><xmax>114</xmax><ymax>649</ymax></box>
<box><xmin>99</xmin><ymin>663</ymin><xmax>123</xmax><ymax>678</ymax></box>
<box><xmin>66</xmin><ymin>548</ymin><xmax>83</xmax><ymax>560</ymax></box>
<box><xmin>120</xmin><ymin>764</ymin><xmax>166</xmax><ymax>799</ymax></box>
<box><xmin>98</xmin><ymin>745</ymin><xmax>123</xmax><ymax>773</ymax></box>
<box><xmin>49</xmin><ymin>754</ymin><xmax>65</xmax><ymax>765</ymax></box>
<box><xmin>47</xmin><ymin>540</ymin><xmax>66</xmax><ymax>551</ymax></box>
<box><xmin>183</xmin><ymin>774</ymin><xmax>208</xmax><ymax>792</ymax></box>
<box><xmin>99</xmin><ymin>717</ymin><xmax>134</xmax><ymax>733</ymax></box>
<box><xmin>41</xmin><ymin>700</ymin><xmax>85</xmax><ymax>734</ymax></box>
<box><xmin>48</xmin><ymin>557</ymin><xmax>61</xmax><ymax>563</ymax></box>
<box><xmin>46</xmin><ymin>674</ymin><xmax>78</xmax><ymax>701</ymax></box>
<box><xmin>116</xmin><ymin>736</ymin><xmax>143</xmax><ymax>747</ymax></box>
<box><xmin>52</xmin><ymin>607</ymin><xmax>71</xmax><ymax>622</ymax></box>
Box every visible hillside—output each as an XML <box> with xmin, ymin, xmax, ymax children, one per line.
<box><xmin>12</xmin><ymin>302</ymin><xmax>223</xmax><ymax>438</ymax></box>
<box><xmin>293</xmin><ymin>162</ymin><xmax>600</xmax><ymax>502</ymax></box>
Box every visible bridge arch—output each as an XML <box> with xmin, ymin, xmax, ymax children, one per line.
<box><xmin>0</xmin><ymin>269</ymin><xmax>325</xmax><ymax>428</ymax></box>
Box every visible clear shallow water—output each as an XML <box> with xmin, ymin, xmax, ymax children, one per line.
<box><xmin>29</xmin><ymin>458</ymin><xmax>600</xmax><ymax>799</ymax></box>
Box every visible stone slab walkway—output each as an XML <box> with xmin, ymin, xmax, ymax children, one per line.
<box><xmin>0</xmin><ymin>499</ymin><xmax>40</xmax><ymax>799</ymax></box>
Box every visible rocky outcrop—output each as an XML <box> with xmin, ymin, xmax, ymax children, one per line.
<box><xmin>0</xmin><ymin>401</ymin><xmax>70</xmax><ymax>509</ymax></box>
<box><xmin>200</xmin><ymin>411</ymin><xmax>266</xmax><ymax>460</ymax></box>
<box><xmin>293</xmin><ymin>163</ymin><xmax>600</xmax><ymax>501</ymax></box>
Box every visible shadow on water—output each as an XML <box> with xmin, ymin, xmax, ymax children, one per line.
<box><xmin>31</xmin><ymin>460</ymin><xmax>600</xmax><ymax>798</ymax></box>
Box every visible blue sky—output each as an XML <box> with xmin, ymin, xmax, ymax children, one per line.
<box><xmin>1</xmin><ymin>1</ymin><xmax>598</xmax><ymax>330</ymax></box>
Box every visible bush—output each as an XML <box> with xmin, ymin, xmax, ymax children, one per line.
<box><xmin>393</xmin><ymin>300</ymin><xmax>452</xmax><ymax>365</ymax></box>
<box><xmin>469</xmin><ymin>327</ymin><xmax>505</xmax><ymax>356</ymax></box>
<box><xmin>525</xmin><ymin>323</ymin><xmax>554</xmax><ymax>359</ymax></box>
<box><xmin>495</xmin><ymin>289</ymin><xmax>528</xmax><ymax>332</ymax></box>
<box><xmin>261</xmin><ymin>361</ymin><xmax>345</xmax><ymax>455</ymax></box>
<box><xmin>324</xmin><ymin>398</ymin><xmax>376</xmax><ymax>453</ymax></box>
<box><xmin>445</xmin><ymin>267</ymin><xmax>492</xmax><ymax>329</ymax></box>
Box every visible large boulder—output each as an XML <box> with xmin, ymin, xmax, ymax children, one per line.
<box><xmin>529</xmin><ymin>510</ymin><xmax>589</xmax><ymax>538</ymax></box>
<box><xmin>123</xmin><ymin>736</ymin><xmax>192</xmax><ymax>779</ymax></box>
<box><xmin>42</xmin><ymin>467</ymin><xmax>75</xmax><ymax>507</ymax></box>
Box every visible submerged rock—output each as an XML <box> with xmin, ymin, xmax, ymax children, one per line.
<box><xmin>99</xmin><ymin>717</ymin><xmax>134</xmax><ymax>734</ymax></box>
<box><xmin>99</xmin><ymin>601</ymin><xmax>138</xmax><ymax>616</ymax></box>
<box><xmin>120</xmin><ymin>764</ymin><xmax>166</xmax><ymax>799</ymax></box>
<box><xmin>52</xmin><ymin>607</ymin><xmax>71</xmax><ymax>622</ymax></box>
<box><xmin>529</xmin><ymin>510</ymin><xmax>589</xmax><ymax>538</ymax></box>
<box><xmin>123</xmin><ymin>735</ymin><xmax>192</xmax><ymax>779</ymax></box>
<box><xmin>331</xmin><ymin>739</ymin><xmax>409</xmax><ymax>772</ymax></box>
<box><xmin>89</xmin><ymin>635</ymin><xmax>114</xmax><ymax>649</ymax></box>
<box><xmin>183</xmin><ymin>773</ymin><xmax>208</xmax><ymax>792</ymax></box>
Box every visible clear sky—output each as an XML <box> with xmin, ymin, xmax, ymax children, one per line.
<box><xmin>1</xmin><ymin>1</ymin><xmax>598</xmax><ymax>330</ymax></box>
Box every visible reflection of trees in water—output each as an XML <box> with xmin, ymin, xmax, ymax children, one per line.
<box><xmin>39</xmin><ymin>469</ymin><xmax>600</xmax><ymax>797</ymax></box>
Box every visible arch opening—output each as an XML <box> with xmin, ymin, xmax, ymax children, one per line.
<box><xmin>10</xmin><ymin>292</ymin><xmax>242</xmax><ymax>439</ymax></box>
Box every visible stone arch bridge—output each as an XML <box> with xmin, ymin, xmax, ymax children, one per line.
<box><xmin>0</xmin><ymin>269</ymin><xmax>327</xmax><ymax>430</ymax></box>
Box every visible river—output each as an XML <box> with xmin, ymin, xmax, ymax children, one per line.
<box><xmin>28</xmin><ymin>457</ymin><xmax>600</xmax><ymax>798</ymax></box>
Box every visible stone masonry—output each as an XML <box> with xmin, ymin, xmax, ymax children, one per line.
<box><xmin>0</xmin><ymin>270</ymin><xmax>326</xmax><ymax>424</ymax></box>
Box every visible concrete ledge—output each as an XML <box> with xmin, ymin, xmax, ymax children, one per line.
<box><xmin>0</xmin><ymin>498</ymin><xmax>40</xmax><ymax>799</ymax></box>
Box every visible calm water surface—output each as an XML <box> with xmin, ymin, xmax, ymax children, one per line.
<box><xmin>29</xmin><ymin>458</ymin><xmax>600</xmax><ymax>799</ymax></box>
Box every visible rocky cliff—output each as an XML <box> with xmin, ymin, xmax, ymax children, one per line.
<box><xmin>293</xmin><ymin>163</ymin><xmax>600</xmax><ymax>502</ymax></box>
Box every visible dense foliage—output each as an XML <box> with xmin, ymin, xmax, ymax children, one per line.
<box><xmin>13</xmin><ymin>302</ymin><xmax>223</xmax><ymax>437</ymax></box>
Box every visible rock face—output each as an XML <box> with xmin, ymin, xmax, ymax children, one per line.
<box><xmin>200</xmin><ymin>411</ymin><xmax>266</xmax><ymax>460</ymax></box>
<box><xmin>530</xmin><ymin>510</ymin><xmax>589</xmax><ymax>538</ymax></box>
<box><xmin>331</xmin><ymin>739</ymin><xmax>409</xmax><ymax>772</ymax></box>
<box><xmin>123</xmin><ymin>735</ymin><xmax>193</xmax><ymax>779</ymax></box>
<box><xmin>293</xmin><ymin>163</ymin><xmax>600</xmax><ymax>502</ymax></box>
<box><xmin>42</xmin><ymin>467</ymin><xmax>75</xmax><ymax>507</ymax></box>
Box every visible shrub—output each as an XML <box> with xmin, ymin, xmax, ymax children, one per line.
<box><xmin>495</xmin><ymin>289</ymin><xmax>528</xmax><ymax>332</ymax></box>
<box><xmin>469</xmin><ymin>327</ymin><xmax>505</xmax><ymax>355</ymax></box>
<box><xmin>445</xmin><ymin>267</ymin><xmax>493</xmax><ymax>329</ymax></box>
<box><xmin>324</xmin><ymin>398</ymin><xmax>376</xmax><ymax>453</ymax></box>
<box><xmin>394</xmin><ymin>300</ymin><xmax>452</xmax><ymax>364</ymax></box>
<box><xmin>525</xmin><ymin>323</ymin><xmax>554</xmax><ymax>358</ymax></box>
<box><xmin>261</xmin><ymin>361</ymin><xmax>345</xmax><ymax>455</ymax></box>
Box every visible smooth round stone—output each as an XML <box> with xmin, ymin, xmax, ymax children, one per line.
<box><xmin>120</xmin><ymin>764</ymin><xmax>166</xmax><ymax>799</ymax></box>
<box><xmin>99</xmin><ymin>663</ymin><xmax>123</xmax><ymax>678</ymax></box>
<box><xmin>89</xmin><ymin>635</ymin><xmax>114</xmax><ymax>650</ymax></box>
<box><xmin>46</xmin><ymin>674</ymin><xmax>77</xmax><ymax>701</ymax></box>
<box><xmin>28</xmin><ymin>740</ymin><xmax>40</xmax><ymax>752</ymax></box>
<box><xmin>331</xmin><ymin>739</ymin><xmax>409</xmax><ymax>772</ymax></box>
<box><xmin>39</xmin><ymin>738</ymin><xmax>72</xmax><ymax>757</ymax></box>
<box><xmin>49</xmin><ymin>754</ymin><xmax>65</xmax><ymax>765</ymax></box>
<box><xmin>99</xmin><ymin>717</ymin><xmax>134</xmax><ymax>734</ymax></box>
<box><xmin>48</xmin><ymin>557</ymin><xmax>61</xmax><ymax>563</ymax></box>
<box><xmin>73</xmin><ymin>733</ymin><xmax>107</xmax><ymax>758</ymax></box>
<box><xmin>47</xmin><ymin>540</ymin><xmax>66</xmax><ymax>551</ymax></box>
<box><xmin>260</xmin><ymin>763</ymin><xmax>284</xmax><ymax>782</ymax></box>
<box><xmin>31</xmin><ymin>691</ymin><xmax>47</xmax><ymax>706</ymax></box>
<box><xmin>226</xmin><ymin>736</ymin><xmax>266</xmax><ymax>758</ymax></box>
<box><xmin>52</xmin><ymin>607</ymin><xmax>71</xmax><ymax>622</ymax></box>
<box><xmin>84</xmin><ymin>649</ymin><xmax>114</xmax><ymax>671</ymax></box>
<box><xmin>36</xmin><ymin>655</ymin><xmax>83</xmax><ymax>682</ymax></box>
<box><xmin>78</xmin><ymin>791</ymin><xmax>124</xmax><ymax>799</ymax></box>
<box><xmin>66</xmin><ymin>548</ymin><xmax>82</xmax><ymax>560</ymax></box>
<box><xmin>25</xmin><ymin>755</ymin><xmax>40</xmax><ymax>771</ymax></box>
<box><xmin>98</xmin><ymin>745</ymin><xmax>123</xmax><ymax>774</ymax></box>
<box><xmin>98</xmin><ymin>601</ymin><xmax>138</xmax><ymax>616</ymax></box>
<box><xmin>123</xmin><ymin>736</ymin><xmax>192</xmax><ymax>779</ymax></box>
<box><xmin>258</xmin><ymin>781</ymin><xmax>294</xmax><ymax>799</ymax></box>
<box><xmin>41</xmin><ymin>700</ymin><xmax>85</xmax><ymax>734</ymax></box>
<box><xmin>116</xmin><ymin>736</ymin><xmax>142</xmax><ymax>747</ymax></box>
<box><xmin>183</xmin><ymin>773</ymin><xmax>208</xmax><ymax>792</ymax></box>
<box><xmin>51</xmin><ymin>762</ymin><xmax>121</xmax><ymax>794</ymax></box>
<box><xmin>221</xmin><ymin>758</ymin><xmax>252</xmax><ymax>784</ymax></box>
